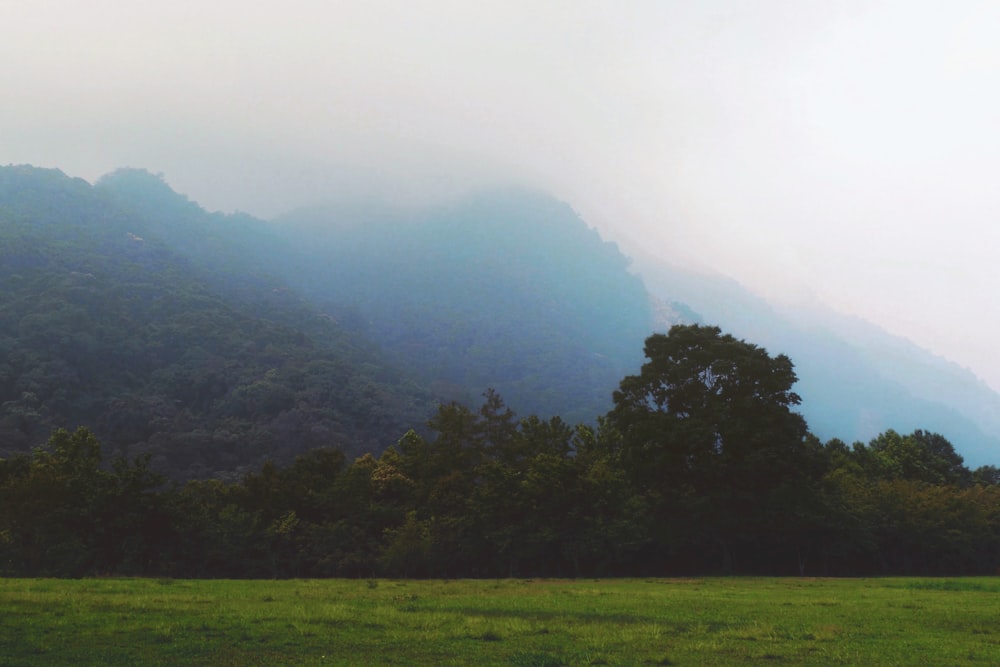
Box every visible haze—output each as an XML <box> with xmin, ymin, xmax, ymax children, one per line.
<box><xmin>5</xmin><ymin>1</ymin><xmax>1000</xmax><ymax>393</ymax></box>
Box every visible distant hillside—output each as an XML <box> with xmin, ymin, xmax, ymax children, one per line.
<box><xmin>6</xmin><ymin>163</ymin><xmax>998</xmax><ymax>475</ymax></box>
<box><xmin>632</xmin><ymin>256</ymin><xmax>1000</xmax><ymax>466</ymax></box>
<box><xmin>0</xmin><ymin>166</ymin><xmax>432</xmax><ymax>479</ymax></box>
<box><xmin>1</xmin><ymin>166</ymin><xmax>669</xmax><ymax>477</ymax></box>
<box><xmin>272</xmin><ymin>189</ymin><xmax>663</xmax><ymax>424</ymax></box>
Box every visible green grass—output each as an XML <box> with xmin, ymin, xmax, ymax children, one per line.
<box><xmin>2</xmin><ymin>577</ymin><xmax>1000</xmax><ymax>665</ymax></box>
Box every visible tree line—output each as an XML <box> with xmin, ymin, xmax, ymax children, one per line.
<box><xmin>2</xmin><ymin>324</ymin><xmax>999</xmax><ymax>578</ymax></box>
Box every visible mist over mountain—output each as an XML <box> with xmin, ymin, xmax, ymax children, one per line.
<box><xmin>3</xmin><ymin>164</ymin><xmax>999</xmax><ymax>475</ymax></box>
<box><xmin>0</xmin><ymin>166</ymin><xmax>663</xmax><ymax>476</ymax></box>
<box><xmin>271</xmin><ymin>189</ymin><xmax>657</xmax><ymax>425</ymax></box>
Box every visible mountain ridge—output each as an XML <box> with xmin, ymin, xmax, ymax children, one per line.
<box><xmin>3</xmin><ymin>163</ymin><xmax>999</xmax><ymax>470</ymax></box>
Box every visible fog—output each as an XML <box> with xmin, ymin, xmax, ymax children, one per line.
<box><xmin>6</xmin><ymin>1</ymin><xmax>1000</xmax><ymax>392</ymax></box>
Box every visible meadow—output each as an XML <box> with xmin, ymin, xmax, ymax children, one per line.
<box><xmin>2</xmin><ymin>577</ymin><xmax>999</xmax><ymax>665</ymax></box>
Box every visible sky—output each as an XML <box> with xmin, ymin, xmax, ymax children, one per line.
<box><xmin>5</xmin><ymin>1</ymin><xmax>1000</xmax><ymax>392</ymax></box>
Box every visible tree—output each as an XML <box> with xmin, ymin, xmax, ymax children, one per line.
<box><xmin>862</xmin><ymin>430</ymin><xmax>971</xmax><ymax>486</ymax></box>
<box><xmin>609</xmin><ymin>325</ymin><xmax>815</xmax><ymax>573</ymax></box>
<box><xmin>973</xmin><ymin>465</ymin><xmax>1000</xmax><ymax>486</ymax></box>
<box><xmin>0</xmin><ymin>427</ymin><xmax>169</xmax><ymax>576</ymax></box>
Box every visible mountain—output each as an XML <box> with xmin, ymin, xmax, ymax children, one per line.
<box><xmin>0</xmin><ymin>166</ymin><xmax>667</xmax><ymax>477</ymax></box>
<box><xmin>4</xmin><ymin>163</ymin><xmax>999</xmax><ymax>474</ymax></box>
<box><xmin>0</xmin><ymin>166</ymin><xmax>433</xmax><ymax>479</ymax></box>
<box><xmin>269</xmin><ymin>189</ymin><xmax>661</xmax><ymax>425</ymax></box>
<box><xmin>631</xmin><ymin>256</ymin><xmax>1000</xmax><ymax>467</ymax></box>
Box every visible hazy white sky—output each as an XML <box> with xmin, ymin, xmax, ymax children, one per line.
<box><xmin>5</xmin><ymin>1</ymin><xmax>1000</xmax><ymax>391</ymax></box>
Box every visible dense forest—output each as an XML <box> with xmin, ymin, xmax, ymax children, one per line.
<box><xmin>3</xmin><ymin>164</ymin><xmax>1000</xmax><ymax>578</ymax></box>
<box><xmin>2</xmin><ymin>324</ymin><xmax>999</xmax><ymax>578</ymax></box>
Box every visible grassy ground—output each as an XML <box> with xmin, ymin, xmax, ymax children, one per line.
<box><xmin>2</xmin><ymin>577</ymin><xmax>999</xmax><ymax>665</ymax></box>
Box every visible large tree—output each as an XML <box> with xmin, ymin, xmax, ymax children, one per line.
<box><xmin>609</xmin><ymin>324</ymin><xmax>820</xmax><ymax>573</ymax></box>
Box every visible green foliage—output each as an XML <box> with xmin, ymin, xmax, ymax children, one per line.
<box><xmin>0</xmin><ymin>427</ymin><xmax>167</xmax><ymax>576</ymax></box>
<box><xmin>3</xmin><ymin>370</ymin><xmax>999</xmax><ymax>579</ymax></box>
<box><xmin>861</xmin><ymin>429</ymin><xmax>971</xmax><ymax>486</ymax></box>
<box><xmin>815</xmin><ymin>429</ymin><xmax>998</xmax><ymax>575</ymax></box>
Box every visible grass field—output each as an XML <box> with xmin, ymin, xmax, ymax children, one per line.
<box><xmin>2</xmin><ymin>577</ymin><xmax>999</xmax><ymax>665</ymax></box>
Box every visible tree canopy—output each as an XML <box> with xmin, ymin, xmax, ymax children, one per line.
<box><xmin>610</xmin><ymin>325</ymin><xmax>819</xmax><ymax>572</ymax></box>
<box><xmin>3</xmin><ymin>335</ymin><xmax>1000</xmax><ymax>578</ymax></box>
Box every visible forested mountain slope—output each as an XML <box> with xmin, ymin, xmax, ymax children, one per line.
<box><xmin>270</xmin><ymin>190</ymin><xmax>662</xmax><ymax>425</ymax></box>
<box><xmin>0</xmin><ymin>166</ymin><xmax>668</xmax><ymax>477</ymax></box>
<box><xmin>6</xmin><ymin>163</ymin><xmax>1000</xmax><ymax>581</ymax></box>
<box><xmin>0</xmin><ymin>166</ymin><xmax>432</xmax><ymax>479</ymax></box>
<box><xmin>101</xmin><ymin>173</ymin><xmax>667</xmax><ymax>426</ymax></box>
<box><xmin>5</xmin><ymin>163</ymin><xmax>999</xmax><ymax>475</ymax></box>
